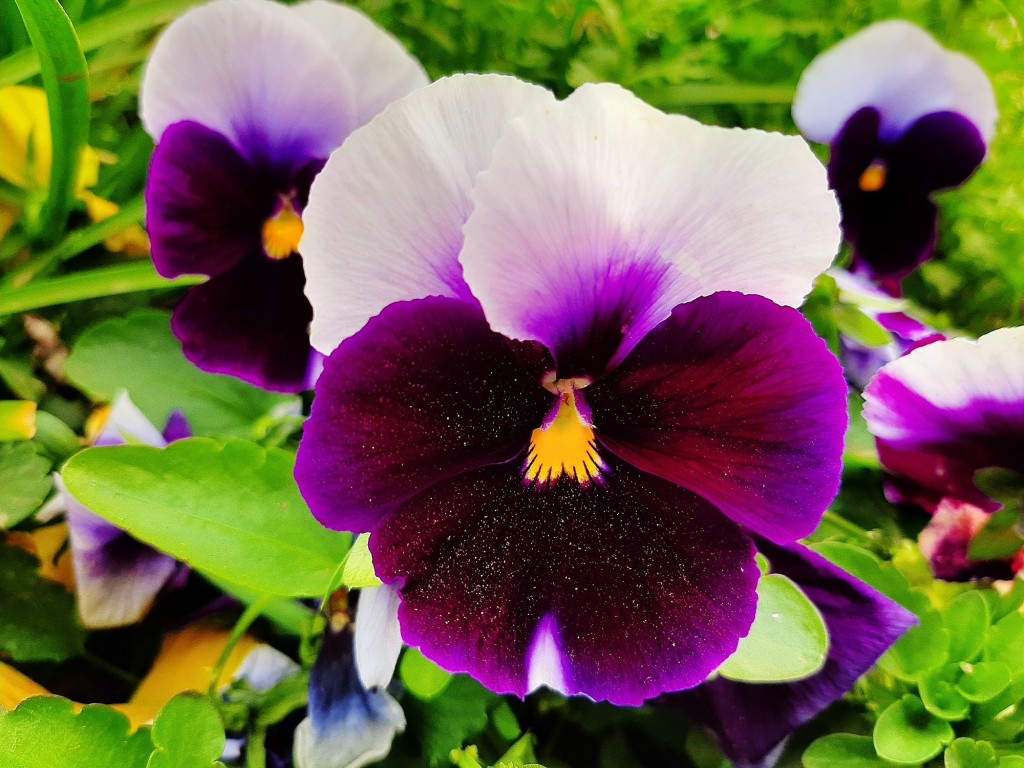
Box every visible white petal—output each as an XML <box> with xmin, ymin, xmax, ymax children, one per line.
<box><xmin>301</xmin><ymin>74</ymin><xmax>554</xmax><ymax>353</ymax></box>
<box><xmin>292</xmin><ymin>0</ymin><xmax>428</xmax><ymax>127</ymax></box>
<box><xmin>459</xmin><ymin>82</ymin><xmax>838</xmax><ymax>361</ymax></box>
<box><xmin>793</xmin><ymin>20</ymin><xmax>996</xmax><ymax>144</ymax></box>
<box><xmin>233</xmin><ymin>644</ymin><xmax>300</xmax><ymax>691</ymax></box>
<box><xmin>140</xmin><ymin>0</ymin><xmax>355</xmax><ymax>161</ymax></box>
<box><xmin>526</xmin><ymin>614</ymin><xmax>569</xmax><ymax>695</ymax></box>
<box><xmin>293</xmin><ymin>689</ymin><xmax>405</xmax><ymax>768</ymax></box>
<box><xmin>96</xmin><ymin>391</ymin><xmax>166</xmax><ymax>447</ymax></box>
<box><xmin>354</xmin><ymin>585</ymin><xmax>402</xmax><ymax>690</ymax></box>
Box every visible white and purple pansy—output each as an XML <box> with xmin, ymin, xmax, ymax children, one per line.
<box><xmin>864</xmin><ymin>327</ymin><xmax>1024</xmax><ymax>513</ymax></box>
<box><xmin>679</xmin><ymin>540</ymin><xmax>915</xmax><ymax>768</ymax></box>
<box><xmin>56</xmin><ymin>393</ymin><xmax>189</xmax><ymax>628</ymax></box>
<box><xmin>140</xmin><ymin>0</ymin><xmax>428</xmax><ymax>392</ymax></box>
<box><xmin>793</xmin><ymin>20</ymin><xmax>997</xmax><ymax>283</ymax></box>
<box><xmin>294</xmin><ymin>74</ymin><xmax>849</xmax><ymax>705</ymax></box>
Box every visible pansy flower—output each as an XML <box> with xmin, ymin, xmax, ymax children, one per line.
<box><xmin>864</xmin><ymin>327</ymin><xmax>1024</xmax><ymax>578</ymax></box>
<box><xmin>793</xmin><ymin>20</ymin><xmax>997</xmax><ymax>284</ymax></box>
<box><xmin>140</xmin><ymin>0</ymin><xmax>427</xmax><ymax>392</ymax></box>
<box><xmin>295</xmin><ymin>75</ymin><xmax>848</xmax><ymax>704</ymax></box>
<box><xmin>56</xmin><ymin>393</ymin><xmax>188</xmax><ymax>628</ymax></box>
<box><xmin>679</xmin><ymin>540</ymin><xmax>915</xmax><ymax>767</ymax></box>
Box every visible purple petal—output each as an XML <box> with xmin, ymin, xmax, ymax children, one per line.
<box><xmin>161</xmin><ymin>411</ymin><xmax>193</xmax><ymax>443</ymax></box>
<box><xmin>295</xmin><ymin>297</ymin><xmax>553</xmax><ymax>533</ymax></box>
<box><xmin>371</xmin><ymin>459</ymin><xmax>758</xmax><ymax>705</ymax></box>
<box><xmin>587</xmin><ymin>292</ymin><xmax>847</xmax><ymax>544</ymax></box>
<box><xmin>891</xmin><ymin>111</ymin><xmax>986</xmax><ymax>193</ymax></box>
<box><xmin>828</xmin><ymin>108</ymin><xmax>882</xmax><ymax>191</ymax></box>
<box><xmin>172</xmin><ymin>251</ymin><xmax>313</xmax><ymax>393</ymax></box>
<box><xmin>839</xmin><ymin>183</ymin><xmax>938</xmax><ymax>279</ymax></box>
<box><xmin>918</xmin><ymin>498</ymin><xmax>1016</xmax><ymax>581</ymax></box>
<box><xmin>676</xmin><ymin>541</ymin><xmax>916</xmax><ymax>767</ymax></box>
<box><xmin>863</xmin><ymin>329</ymin><xmax>1024</xmax><ymax>512</ymax></box>
<box><xmin>146</xmin><ymin>121</ymin><xmax>276</xmax><ymax>280</ymax></box>
<box><xmin>60</xmin><ymin>480</ymin><xmax>178</xmax><ymax>629</ymax></box>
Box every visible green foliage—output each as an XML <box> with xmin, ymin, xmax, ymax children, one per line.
<box><xmin>148</xmin><ymin>693</ymin><xmax>226</xmax><ymax>768</ymax></box>
<box><xmin>0</xmin><ymin>541</ymin><xmax>84</xmax><ymax>661</ymax></box>
<box><xmin>0</xmin><ymin>697</ymin><xmax>153</xmax><ymax>768</ymax></box>
<box><xmin>717</xmin><ymin>572</ymin><xmax>829</xmax><ymax>683</ymax></box>
<box><xmin>342</xmin><ymin>532</ymin><xmax>383</xmax><ymax>588</ymax></box>
<box><xmin>64</xmin><ymin>310</ymin><xmax>296</xmax><ymax>439</ymax></box>
<box><xmin>401</xmin><ymin>648</ymin><xmax>454</xmax><ymax>701</ymax></box>
<box><xmin>0</xmin><ymin>441</ymin><xmax>52</xmax><ymax>528</ymax></box>
<box><xmin>61</xmin><ymin>438</ymin><xmax>351</xmax><ymax>597</ymax></box>
<box><xmin>874</xmin><ymin>694</ymin><xmax>955</xmax><ymax>764</ymax></box>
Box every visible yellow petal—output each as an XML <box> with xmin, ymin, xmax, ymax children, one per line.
<box><xmin>5</xmin><ymin>525</ymin><xmax>75</xmax><ymax>590</ymax></box>
<box><xmin>79</xmin><ymin>191</ymin><xmax>151</xmax><ymax>256</ymax></box>
<box><xmin>0</xmin><ymin>662</ymin><xmax>52</xmax><ymax>711</ymax></box>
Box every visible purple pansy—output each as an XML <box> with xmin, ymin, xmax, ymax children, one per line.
<box><xmin>56</xmin><ymin>394</ymin><xmax>188</xmax><ymax>628</ymax></box>
<box><xmin>678</xmin><ymin>540</ymin><xmax>915</xmax><ymax>767</ymax></box>
<box><xmin>864</xmin><ymin>328</ymin><xmax>1024</xmax><ymax>578</ymax></box>
<box><xmin>793</xmin><ymin>20</ymin><xmax>997</xmax><ymax>283</ymax></box>
<box><xmin>294</xmin><ymin>75</ymin><xmax>849</xmax><ymax>705</ymax></box>
<box><xmin>140</xmin><ymin>0</ymin><xmax>427</xmax><ymax>392</ymax></box>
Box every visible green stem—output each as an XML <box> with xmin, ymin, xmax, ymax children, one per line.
<box><xmin>637</xmin><ymin>82</ymin><xmax>796</xmax><ymax>108</ymax></box>
<box><xmin>4</xmin><ymin>194</ymin><xmax>145</xmax><ymax>286</ymax></box>
<box><xmin>245</xmin><ymin>726</ymin><xmax>267</xmax><ymax>768</ymax></box>
<box><xmin>83</xmin><ymin>650</ymin><xmax>140</xmax><ymax>686</ymax></box>
<box><xmin>208</xmin><ymin>595</ymin><xmax>276</xmax><ymax>698</ymax></box>
<box><xmin>0</xmin><ymin>261</ymin><xmax>202</xmax><ymax>315</ymax></box>
<box><xmin>0</xmin><ymin>0</ymin><xmax>205</xmax><ymax>87</ymax></box>
<box><xmin>820</xmin><ymin>510</ymin><xmax>875</xmax><ymax>544</ymax></box>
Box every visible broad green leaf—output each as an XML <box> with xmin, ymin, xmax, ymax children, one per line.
<box><xmin>945</xmin><ymin>590</ymin><xmax>990</xmax><ymax>662</ymax></box>
<box><xmin>803</xmin><ymin>734</ymin><xmax>887</xmax><ymax>767</ymax></box>
<box><xmin>64</xmin><ymin>310</ymin><xmax>296</xmax><ymax>439</ymax></box>
<box><xmin>968</xmin><ymin>507</ymin><xmax>1024</xmax><ymax>561</ymax></box>
<box><xmin>61</xmin><ymin>438</ymin><xmax>351</xmax><ymax>597</ymax></box>
<box><xmin>11</xmin><ymin>0</ymin><xmax>88</xmax><ymax>239</ymax></box>
<box><xmin>984</xmin><ymin>610</ymin><xmax>1024</xmax><ymax>673</ymax></box>
<box><xmin>717</xmin><ymin>573</ymin><xmax>828</xmax><ymax>683</ymax></box>
<box><xmin>879</xmin><ymin>609</ymin><xmax>950</xmax><ymax>682</ymax></box>
<box><xmin>0</xmin><ymin>542</ymin><xmax>84</xmax><ymax>661</ymax></box>
<box><xmin>812</xmin><ymin>541</ymin><xmax>929</xmax><ymax>614</ymax></box>
<box><xmin>147</xmin><ymin>693</ymin><xmax>225</xmax><ymax>768</ymax></box>
<box><xmin>944</xmin><ymin>738</ymin><xmax>998</xmax><ymax>768</ymax></box>
<box><xmin>834</xmin><ymin>302</ymin><xmax>893</xmax><ymax>348</ymax></box>
<box><xmin>919</xmin><ymin>666</ymin><xmax>971</xmax><ymax>721</ymax></box>
<box><xmin>401</xmin><ymin>647</ymin><xmax>453</xmax><ymax>701</ymax></box>
<box><xmin>0</xmin><ymin>442</ymin><xmax>51</xmax><ymax>528</ymax></box>
<box><xmin>0</xmin><ymin>697</ymin><xmax>152</xmax><ymax>768</ymax></box>
<box><xmin>956</xmin><ymin>662</ymin><xmax>1011</xmax><ymax>703</ymax></box>
<box><xmin>405</xmin><ymin>675</ymin><xmax>495</xmax><ymax>767</ymax></box>
<box><xmin>0</xmin><ymin>400</ymin><xmax>35</xmax><ymax>440</ymax></box>
<box><xmin>342</xmin><ymin>533</ymin><xmax>382</xmax><ymax>588</ymax></box>
<box><xmin>874</xmin><ymin>695</ymin><xmax>955</xmax><ymax>765</ymax></box>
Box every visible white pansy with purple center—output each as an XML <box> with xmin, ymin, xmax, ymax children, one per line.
<box><xmin>295</xmin><ymin>74</ymin><xmax>850</xmax><ymax>705</ymax></box>
<box><xmin>793</xmin><ymin>20</ymin><xmax>996</xmax><ymax>282</ymax></box>
<box><xmin>140</xmin><ymin>0</ymin><xmax>427</xmax><ymax>392</ymax></box>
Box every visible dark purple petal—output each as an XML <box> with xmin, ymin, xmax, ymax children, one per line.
<box><xmin>587</xmin><ymin>292</ymin><xmax>847</xmax><ymax>544</ymax></box>
<box><xmin>840</xmin><ymin>185</ymin><xmax>938</xmax><ymax>279</ymax></box>
<box><xmin>146</xmin><ymin>121</ymin><xmax>277</xmax><ymax>279</ymax></box>
<box><xmin>172</xmin><ymin>253</ymin><xmax>313</xmax><ymax>393</ymax></box>
<box><xmin>296</xmin><ymin>297</ymin><xmax>554</xmax><ymax>533</ymax></box>
<box><xmin>675</xmin><ymin>541</ymin><xmax>916</xmax><ymax>767</ymax></box>
<box><xmin>892</xmin><ymin>111</ymin><xmax>986</xmax><ymax>193</ymax></box>
<box><xmin>161</xmin><ymin>411</ymin><xmax>192</xmax><ymax>443</ymax></box>
<box><xmin>828</xmin><ymin>108</ymin><xmax>882</xmax><ymax>192</ymax></box>
<box><xmin>371</xmin><ymin>459</ymin><xmax>759</xmax><ymax>705</ymax></box>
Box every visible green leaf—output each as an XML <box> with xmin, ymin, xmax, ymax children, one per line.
<box><xmin>401</xmin><ymin>647</ymin><xmax>453</xmax><ymax>701</ymax></box>
<box><xmin>945</xmin><ymin>590</ymin><xmax>990</xmax><ymax>662</ymax></box>
<box><xmin>944</xmin><ymin>738</ymin><xmax>998</xmax><ymax>768</ymax></box>
<box><xmin>147</xmin><ymin>693</ymin><xmax>225</xmax><ymax>768</ymax></box>
<box><xmin>0</xmin><ymin>442</ymin><xmax>52</xmax><ymax>528</ymax></box>
<box><xmin>64</xmin><ymin>310</ymin><xmax>293</xmax><ymax>439</ymax></box>
<box><xmin>0</xmin><ymin>542</ymin><xmax>84</xmax><ymax>661</ymax></box>
<box><xmin>834</xmin><ymin>302</ymin><xmax>894</xmax><ymax>348</ymax></box>
<box><xmin>342</xmin><ymin>533</ymin><xmax>382</xmax><ymax>588</ymax></box>
<box><xmin>879</xmin><ymin>609</ymin><xmax>950</xmax><ymax>682</ymax></box>
<box><xmin>10</xmin><ymin>0</ymin><xmax>89</xmax><ymax>240</ymax></box>
<box><xmin>803</xmin><ymin>734</ymin><xmax>887</xmax><ymax>767</ymax></box>
<box><xmin>0</xmin><ymin>400</ymin><xmax>35</xmax><ymax>441</ymax></box>
<box><xmin>968</xmin><ymin>507</ymin><xmax>1024</xmax><ymax>561</ymax></box>
<box><xmin>61</xmin><ymin>438</ymin><xmax>351</xmax><ymax>597</ymax></box>
<box><xmin>717</xmin><ymin>573</ymin><xmax>828</xmax><ymax>683</ymax></box>
<box><xmin>406</xmin><ymin>676</ymin><xmax>495</xmax><ymax>767</ymax></box>
<box><xmin>984</xmin><ymin>610</ymin><xmax>1024</xmax><ymax>673</ymax></box>
<box><xmin>919</xmin><ymin>666</ymin><xmax>971</xmax><ymax>722</ymax></box>
<box><xmin>973</xmin><ymin>468</ymin><xmax>1024</xmax><ymax>508</ymax></box>
<box><xmin>955</xmin><ymin>662</ymin><xmax>1011</xmax><ymax>703</ymax></box>
<box><xmin>874</xmin><ymin>694</ymin><xmax>955</xmax><ymax>765</ymax></box>
<box><xmin>0</xmin><ymin>697</ymin><xmax>153</xmax><ymax>768</ymax></box>
<box><xmin>811</xmin><ymin>541</ymin><xmax>929</xmax><ymax>614</ymax></box>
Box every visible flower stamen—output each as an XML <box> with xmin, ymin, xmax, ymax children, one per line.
<box><xmin>858</xmin><ymin>160</ymin><xmax>887</xmax><ymax>192</ymax></box>
<box><xmin>262</xmin><ymin>196</ymin><xmax>304</xmax><ymax>260</ymax></box>
<box><xmin>524</xmin><ymin>385</ymin><xmax>605</xmax><ymax>487</ymax></box>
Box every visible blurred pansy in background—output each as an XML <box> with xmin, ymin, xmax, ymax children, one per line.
<box><xmin>55</xmin><ymin>393</ymin><xmax>189</xmax><ymax>628</ymax></box>
<box><xmin>864</xmin><ymin>328</ymin><xmax>1024</xmax><ymax>580</ymax></box>
<box><xmin>297</xmin><ymin>73</ymin><xmax>849</xmax><ymax>705</ymax></box>
<box><xmin>793</xmin><ymin>20</ymin><xmax>997</xmax><ymax>287</ymax></box>
<box><xmin>140</xmin><ymin>0</ymin><xmax>428</xmax><ymax>392</ymax></box>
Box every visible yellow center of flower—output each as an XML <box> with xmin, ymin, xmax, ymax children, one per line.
<box><xmin>261</xmin><ymin>197</ymin><xmax>304</xmax><ymax>260</ymax></box>
<box><xmin>524</xmin><ymin>381</ymin><xmax>606</xmax><ymax>486</ymax></box>
<box><xmin>858</xmin><ymin>161</ymin><xmax>887</xmax><ymax>192</ymax></box>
